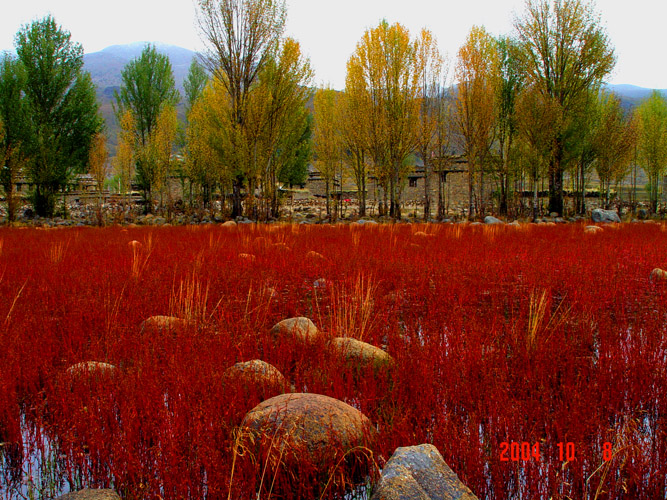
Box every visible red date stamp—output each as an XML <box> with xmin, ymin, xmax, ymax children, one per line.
<box><xmin>499</xmin><ymin>442</ymin><xmax>613</xmax><ymax>462</ymax></box>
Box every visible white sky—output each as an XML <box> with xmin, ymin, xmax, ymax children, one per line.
<box><xmin>0</xmin><ymin>0</ymin><xmax>664</xmax><ymax>90</ymax></box>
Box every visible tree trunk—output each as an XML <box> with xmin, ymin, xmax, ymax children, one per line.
<box><xmin>231</xmin><ymin>176</ymin><xmax>243</xmax><ymax>219</ymax></box>
<box><xmin>325</xmin><ymin>178</ymin><xmax>330</xmax><ymax>219</ymax></box>
<box><xmin>548</xmin><ymin>141</ymin><xmax>565</xmax><ymax>216</ymax></box>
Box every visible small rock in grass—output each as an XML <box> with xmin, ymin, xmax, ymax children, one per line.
<box><xmin>306</xmin><ymin>250</ymin><xmax>326</xmax><ymax>262</ymax></box>
<box><xmin>650</xmin><ymin>268</ymin><xmax>667</xmax><ymax>281</ymax></box>
<box><xmin>313</xmin><ymin>277</ymin><xmax>328</xmax><ymax>288</ymax></box>
<box><xmin>413</xmin><ymin>231</ymin><xmax>434</xmax><ymax>238</ymax></box>
<box><xmin>222</xmin><ymin>220</ymin><xmax>237</xmax><ymax>227</ymax></box>
<box><xmin>270</xmin><ymin>317</ymin><xmax>321</xmax><ymax>343</ymax></box>
<box><xmin>591</xmin><ymin>208</ymin><xmax>620</xmax><ymax>223</ymax></box>
<box><xmin>222</xmin><ymin>359</ymin><xmax>289</xmax><ymax>400</ymax></box>
<box><xmin>238</xmin><ymin>253</ymin><xmax>256</xmax><ymax>262</ymax></box>
<box><xmin>483</xmin><ymin>216</ymin><xmax>504</xmax><ymax>225</ymax></box>
<box><xmin>584</xmin><ymin>225</ymin><xmax>603</xmax><ymax>234</ymax></box>
<box><xmin>66</xmin><ymin>361</ymin><xmax>116</xmax><ymax>378</ymax></box>
<box><xmin>332</xmin><ymin>337</ymin><xmax>394</xmax><ymax>370</ymax></box>
<box><xmin>140</xmin><ymin>315</ymin><xmax>192</xmax><ymax>334</ymax></box>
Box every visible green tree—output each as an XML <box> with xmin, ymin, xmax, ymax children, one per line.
<box><xmin>636</xmin><ymin>91</ymin><xmax>667</xmax><ymax>213</ymax></box>
<box><xmin>515</xmin><ymin>0</ymin><xmax>616</xmax><ymax>215</ymax></box>
<box><xmin>115</xmin><ymin>44</ymin><xmax>180</xmax><ymax>210</ymax></box>
<box><xmin>184</xmin><ymin>60</ymin><xmax>209</xmax><ymax>113</ymax></box>
<box><xmin>277</xmin><ymin>112</ymin><xmax>311</xmax><ymax>188</ymax></box>
<box><xmin>0</xmin><ymin>55</ymin><xmax>29</xmax><ymax>221</ymax></box>
<box><xmin>492</xmin><ymin>36</ymin><xmax>524</xmax><ymax>216</ymax></box>
<box><xmin>248</xmin><ymin>38</ymin><xmax>313</xmax><ymax>219</ymax></box>
<box><xmin>15</xmin><ymin>16</ymin><xmax>102</xmax><ymax>217</ymax></box>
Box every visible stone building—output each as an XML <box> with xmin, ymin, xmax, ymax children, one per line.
<box><xmin>305</xmin><ymin>156</ymin><xmax>471</xmax><ymax>216</ymax></box>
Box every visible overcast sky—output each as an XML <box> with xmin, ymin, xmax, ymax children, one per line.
<box><xmin>1</xmin><ymin>0</ymin><xmax>664</xmax><ymax>90</ymax></box>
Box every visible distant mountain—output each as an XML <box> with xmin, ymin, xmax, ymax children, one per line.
<box><xmin>605</xmin><ymin>84</ymin><xmax>667</xmax><ymax>111</ymax></box>
<box><xmin>83</xmin><ymin>43</ymin><xmax>198</xmax><ymax>152</ymax></box>
<box><xmin>84</xmin><ymin>42</ymin><xmax>199</xmax><ymax>91</ymax></box>
<box><xmin>83</xmin><ymin>43</ymin><xmax>667</xmax><ymax>153</ymax></box>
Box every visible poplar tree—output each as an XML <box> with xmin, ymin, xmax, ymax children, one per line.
<box><xmin>115</xmin><ymin>44</ymin><xmax>179</xmax><ymax>211</ymax></box>
<box><xmin>636</xmin><ymin>91</ymin><xmax>667</xmax><ymax>213</ymax></box>
<box><xmin>0</xmin><ymin>55</ymin><xmax>29</xmax><ymax>221</ymax></box>
<box><xmin>455</xmin><ymin>26</ymin><xmax>497</xmax><ymax>219</ymax></box>
<box><xmin>346</xmin><ymin>20</ymin><xmax>424</xmax><ymax>219</ymax></box>
<box><xmin>314</xmin><ymin>86</ymin><xmax>342</xmax><ymax>219</ymax></box>
<box><xmin>515</xmin><ymin>0</ymin><xmax>615</xmax><ymax>215</ymax></box>
<box><xmin>15</xmin><ymin>16</ymin><xmax>102</xmax><ymax>217</ymax></box>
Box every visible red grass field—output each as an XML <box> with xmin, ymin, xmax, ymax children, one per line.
<box><xmin>0</xmin><ymin>222</ymin><xmax>666</xmax><ymax>499</ymax></box>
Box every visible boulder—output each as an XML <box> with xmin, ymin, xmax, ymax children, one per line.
<box><xmin>241</xmin><ymin>393</ymin><xmax>376</xmax><ymax>467</ymax></box>
<box><xmin>66</xmin><ymin>361</ymin><xmax>116</xmax><ymax>378</ymax></box>
<box><xmin>222</xmin><ymin>220</ymin><xmax>237</xmax><ymax>227</ymax></box>
<box><xmin>371</xmin><ymin>444</ymin><xmax>478</xmax><ymax>500</ymax></box>
<box><xmin>483</xmin><ymin>216</ymin><xmax>504</xmax><ymax>225</ymax></box>
<box><xmin>591</xmin><ymin>208</ymin><xmax>621</xmax><ymax>223</ymax></box>
<box><xmin>238</xmin><ymin>253</ymin><xmax>256</xmax><ymax>262</ymax></box>
<box><xmin>306</xmin><ymin>250</ymin><xmax>326</xmax><ymax>262</ymax></box>
<box><xmin>332</xmin><ymin>337</ymin><xmax>394</xmax><ymax>370</ymax></box>
<box><xmin>272</xmin><ymin>242</ymin><xmax>291</xmax><ymax>252</ymax></box>
<box><xmin>313</xmin><ymin>277</ymin><xmax>328</xmax><ymax>288</ymax></box>
<box><xmin>413</xmin><ymin>231</ymin><xmax>434</xmax><ymax>238</ymax></box>
<box><xmin>222</xmin><ymin>360</ymin><xmax>288</xmax><ymax>400</ymax></box>
<box><xmin>269</xmin><ymin>317</ymin><xmax>322</xmax><ymax>343</ymax></box>
<box><xmin>140</xmin><ymin>315</ymin><xmax>191</xmax><ymax>334</ymax></box>
<box><xmin>650</xmin><ymin>268</ymin><xmax>667</xmax><ymax>281</ymax></box>
<box><xmin>637</xmin><ymin>208</ymin><xmax>648</xmax><ymax>220</ymax></box>
<box><xmin>56</xmin><ymin>489</ymin><xmax>120</xmax><ymax>500</ymax></box>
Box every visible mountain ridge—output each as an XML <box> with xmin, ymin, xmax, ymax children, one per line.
<box><xmin>81</xmin><ymin>43</ymin><xmax>666</xmax><ymax>153</ymax></box>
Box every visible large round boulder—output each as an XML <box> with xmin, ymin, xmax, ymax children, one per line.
<box><xmin>56</xmin><ymin>489</ymin><xmax>121</xmax><ymax>500</ymax></box>
<box><xmin>332</xmin><ymin>337</ymin><xmax>394</xmax><ymax>370</ymax></box>
<box><xmin>269</xmin><ymin>317</ymin><xmax>322</xmax><ymax>343</ymax></box>
<box><xmin>241</xmin><ymin>393</ymin><xmax>376</xmax><ymax>469</ymax></box>
<box><xmin>371</xmin><ymin>444</ymin><xmax>478</xmax><ymax>500</ymax></box>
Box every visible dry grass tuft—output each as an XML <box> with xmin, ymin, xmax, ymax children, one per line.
<box><xmin>330</xmin><ymin>273</ymin><xmax>378</xmax><ymax>341</ymax></box>
<box><xmin>47</xmin><ymin>239</ymin><xmax>70</xmax><ymax>264</ymax></box>
<box><xmin>169</xmin><ymin>272</ymin><xmax>209</xmax><ymax>324</ymax></box>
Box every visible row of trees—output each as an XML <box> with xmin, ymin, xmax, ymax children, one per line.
<box><xmin>0</xmin><ymin>0</ymin><xmax>314</xmax><ymax>221</ymax></box>
<box><xmin>2</xmin><ymin>0</ymin><xmax>667</xmax><ymax>221</ymax></box>
<box><xmin>112</xmin><ymin>0</ymin><xmax>314</xmax><ymax>219</ymax></box>
<box><xmin>311</xmin><ymin>0</ymin><xmax>667</xmax><ymax>220</ymax></box>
